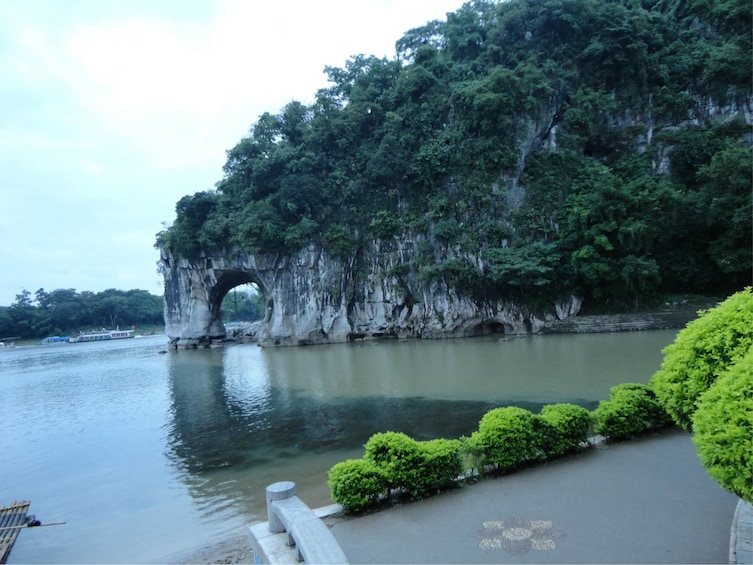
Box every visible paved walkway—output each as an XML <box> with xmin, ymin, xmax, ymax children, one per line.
<box><xmin>328</xmin><ymin>429</ymin><xmax>740</xmax><ymax>564</ymax></box>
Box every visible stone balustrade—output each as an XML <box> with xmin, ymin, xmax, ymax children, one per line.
<box><xmin>249</xmin><ymin>481</ymin><xmax>348</xmax><ymax>564</ymax></box>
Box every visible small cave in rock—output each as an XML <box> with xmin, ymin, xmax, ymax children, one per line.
<box><xmin>470</xmin><ymin>320</ymin><xmax>507</xmax><ymax>337</ymax></box>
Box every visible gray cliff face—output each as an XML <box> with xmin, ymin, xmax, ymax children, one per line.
<box><xmin>159</xmin><ymin>241</ymin><xmax>581</xmax><ymax>348</ymax></box>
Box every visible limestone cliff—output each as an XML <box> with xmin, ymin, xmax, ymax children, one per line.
<box><xmin>160</xmin><ymin>241</ymin><xmax>581</xmax><ymax>348</ymax></box>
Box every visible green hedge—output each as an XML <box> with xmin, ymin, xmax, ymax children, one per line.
<box><xmin>540</xmin><ymin>403</ymin><xmax>594</xmax><ymax>455</ymax></box>
<box><xmin>593</xmin><ymin>383</ymin><xmax>671</xmax><ymax>440</ymax></box>
<box><xmin>327</xmin><ymin>459</ymin><xmax>387</xmax><ymax>513</ymax></box>
<box><xmin>330</xmin><ymin>433</ymin><xmax>464</xmax><ymax>511</ymax></box>
<box><xmin>473</xmin><ymin>407</ymin><xmax>557</xmax><ymax>471</ymax></box>
<box><xmin>364</xmin><ymin>432</ymin><xmax>425</xmax><ymax>496</ymax></box>
<box><xmin>650</xmin><ymin>287</ymin><xmax>753</xmax><ymax>430</ymax></box>
<box><xmin>363</xmin><ymin>432</ymin><xmax>463</xmax><ymax>499</ymax></box>
<box><xmin>692</xmin><ymin>346</ymin><xmax>753</xmax><ymax>503</ymax></box>
<box><xmin>329</xmin><ymin>386</ymin><xmax>675</xmax><ymax>512</ymax></box>
<box><xmin>420</xmin><ymin>438</ymin><xmax>464</xmax><ymax>492</ymax></box>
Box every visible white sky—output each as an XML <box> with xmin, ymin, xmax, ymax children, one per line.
<box><xmin>0</xmin><ymin>0</ymin><xmax>464</xmax><ymax>306</ymax></box>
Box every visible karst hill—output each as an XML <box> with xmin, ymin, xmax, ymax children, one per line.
<box><xmin>158</xmin><ymin>0</ymin><xmax>752</xmax><ymax>347</ymax></box>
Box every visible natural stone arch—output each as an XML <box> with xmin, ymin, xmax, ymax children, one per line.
<box><xmin>160</xmin><ymin>244</ymin><xmax>582</xmax><ymax>348</ymax></box>
<box><xmin>161</xmin><ymin>251</ymin><xmax>278</xmax><ymax>348</ymax></box>
<box><xmin>209</xmin><ymin>270</ymin><xmax>271</xmax><ymax>329</ymax></box>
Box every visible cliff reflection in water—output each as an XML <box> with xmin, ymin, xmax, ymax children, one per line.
<box><xmin>163</xmin><ymin>342</ymin><xmax>502</xmax><ymax>470</ymax></box>
<box><xmin>162</xmin><ymin>342</ymin><xmax>504</xmax><ymax>522</ymax></box>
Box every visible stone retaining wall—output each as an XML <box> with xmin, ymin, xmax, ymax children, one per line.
<box><xmin>540</xmin><ymin>310</ymin><xmax>701</xmax><ymax>334</ymax></box>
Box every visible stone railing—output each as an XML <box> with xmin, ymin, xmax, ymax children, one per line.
<box><xmin>249</xmin><ymin>482</ymin><xmax>348</xmax><ymax>564</ymax></box>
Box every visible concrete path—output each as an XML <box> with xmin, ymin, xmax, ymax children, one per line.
<box><xmin>328</xmin><ymin>429</ymin><xmax>739</xmax><ymax>564</ymax></box>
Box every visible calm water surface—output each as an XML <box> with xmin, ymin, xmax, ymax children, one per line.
<box><xmin>0</xmin><ymin>331</ymin><xmax>677</xmax><ymax>563</ymax></box>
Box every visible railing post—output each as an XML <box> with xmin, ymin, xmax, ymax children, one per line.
<box><xmin>266</xmin><ymin>481</ymin><xmax>296</xmax><ymax>534</ymax></box>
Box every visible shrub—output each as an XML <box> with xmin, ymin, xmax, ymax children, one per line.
<box><xmin>692</xmin><ymin>346</ymin><xmax>753</xmax><ymax>503</ymax></box>
<box><xmin>327</xmin><ymin>459</ymin><xmax>387</xmax><ymax>513</ymax></box>
<box><xmin>593</xmin><ymin>383</ymin><xmax>671</xmax><ymax>440</ymax></box>
<box><xmin>364</xmin><ymin>432</ymin><xmax>463</xmax><ymax>498</ymax></box>
<box><xmin>474</xmin><ymin>406</ymin><xmax>557</xmax><ymax>471</ymax></box>
<box><xmin>540</xmin><ymin>403</ymin><xmax>594</xmax><ymax>455</ymax></box>
<box><xmin>649</xmin><ymin>288</ymin><xmax>753</xmax><ymax>430</ymax></box>
<box><xmin>364</xmin><ymin>432</ymin><xmax>426</xmax><ymax>497</ymax></box>
<box><xmin>420</xmin><ymin>438</ymin><xmax>464</xmax><ymax>492</ymax></box>
<box><xmin>530</xmin><ymin>414</ymin><xmax>563</xmax><ymax>459</ymax></box>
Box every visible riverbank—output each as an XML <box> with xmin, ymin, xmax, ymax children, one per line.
<box><xmin>539</xmin><ymin>308</ymin><xmax>702</xmax><ymax>334</ymax></box>
<box><xmin>158</xmin><ymin>429</ymin><xmax>744</xmax><ymax>565</ymax></box>
<box><xmin>329</xmin><ymin>428</ymin><xmax>737</xmax><ymax>564</ymax></box>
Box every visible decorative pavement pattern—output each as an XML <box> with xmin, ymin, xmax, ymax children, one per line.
<box><xmin>474</xmin><ymin>517</ymin><xmax>565</xmax><ymax>554</ymax></box>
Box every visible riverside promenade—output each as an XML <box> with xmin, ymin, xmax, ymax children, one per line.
<box><xmin>327</xmin><ymin>428</ymin><xmax>741</xmax><ymax>564</ymax></box>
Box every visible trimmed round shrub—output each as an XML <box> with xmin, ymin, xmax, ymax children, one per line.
<box><xmin>364</xmin><ymin>432</ymin><xmax>463</xmax><ymax>498</ymax></box>
<box><xmin>364</xmin><ymin>432</ymin><xmax>425</xmax><ymax>496</ymax></box>
<box><xmin>540</xmin><ymin>403</ymin><xmax>594</xmax><ymax>455</ymax></box>
<box><xmin>420</xmin><ymin>438</ymin><xmax>463</xmax><ymax>492</ymax></box>
<box><xmin>474</xmin><ymin>406</ymin><xmax>556</xmax><ymax>471</ymax></box>
<box><xmin>649</xmin><ymin>287</ymin><xmax>753</xmax><ymax>430</ymax></box>
<box><xmin>328</xmin><ymin>458</ymin><xmax>387</xmax><ymax>513</ymax></box>
<box><xmin>692</xmin><ymin>346</ymin><xmax>753</xmax><ymax>503</ymax></box>
<box><xmin>593</xmin><ymin>383</ymin><xmax>671</xmax><ymax>440</ymax></box>
<box><xmin>530</xmin><ymin>414</ymin><xmax>563</xmax><ymax>459</ymax></box>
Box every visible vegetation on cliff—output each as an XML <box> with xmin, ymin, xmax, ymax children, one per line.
<box><xmin>157</xmin><ymin>0</ymin><xmax>752</xmax><ymax>312</ymax></box>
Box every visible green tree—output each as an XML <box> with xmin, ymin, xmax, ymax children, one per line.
<box><xmin>221</xmin><ymin>287</ymin><xmax>264</xmax><ymax>321</ymax></box>
<box><xmin>693</xmin><ymin>142</ymin><xmax>753</xmax><ymax>287</ymax></box>
<box><xmin>558</xmin><ymin>161</ymin><xmax>665</xmax><ymax>308</ymax></box>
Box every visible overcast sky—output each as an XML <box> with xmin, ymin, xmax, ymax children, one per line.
<box><xmin>0</xmin><ymin>0</ymin><xmax>464</xmax><ymax>306</ymax></box>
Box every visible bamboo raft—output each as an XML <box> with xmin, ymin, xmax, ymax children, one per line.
<box><xmin>0</xmin><ymin>501</ymin><xmax>31</xmax><ymax>564</ymax></box>
<box><xmin>0</xmin><ymin>501</ymin><xmax>65</xmax><ymax>563</ymax></box>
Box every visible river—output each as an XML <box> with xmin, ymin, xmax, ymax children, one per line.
<box><xmin>0</xmin><ymin>330</ymin><xmax>677</xmax><ymax>563</ymax></box>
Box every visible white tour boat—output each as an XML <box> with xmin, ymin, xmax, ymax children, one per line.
<box><xmin>68</xmin><ymin>329</ymin><xmax>135</xmax><ymax>343</ymax></box>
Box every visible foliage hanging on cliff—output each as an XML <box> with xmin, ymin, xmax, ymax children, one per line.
<box><xmin>157</xmin><ymin>0</ymin><xmax>752</xmax><ymax>311</ymax></box>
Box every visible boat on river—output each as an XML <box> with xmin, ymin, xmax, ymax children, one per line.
<box><xmin>40</xmin><ymin>336</ymin><xmax>70</xmax><ymax>345</ymax></box>
<box><xmin>68</xmin><ymin>329</ymin><xmax>135</xmax><ymax>343</ymax></box>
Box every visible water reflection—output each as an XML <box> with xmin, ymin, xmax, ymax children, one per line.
<box><xmin>163</xmin><ymin>345</ymin><xmax>506</xmax><ymax>524</ymax></box>
<box><xmin>164</xmin><ymin>345</ymin><xmax>502</xmax><ymax>475</ymax></box>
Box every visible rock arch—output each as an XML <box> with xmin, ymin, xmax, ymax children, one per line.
<box><xmin>159</xmin><ymin>244</ymin><xmax>581</xmax><ymax>348</ymax></box>
<box><xmin>160</xmin><ymin>247</ymin><xmax>352</xmax><ymax>348</ymax></box>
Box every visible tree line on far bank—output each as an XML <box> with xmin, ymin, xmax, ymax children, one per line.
<box><xmin>0</xmin><ymin>288</ymin><xmax>164</xmax><ymax>340</ymax></box>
